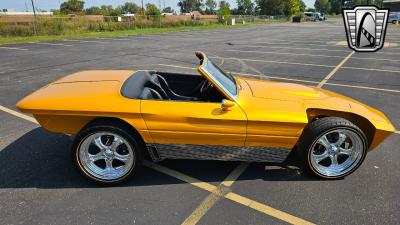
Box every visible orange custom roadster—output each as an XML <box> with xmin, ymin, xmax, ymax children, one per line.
<box><xmin>17</xmin><ymin>52</ymin><xmax>395</xmax><ymax>184</ymax></box>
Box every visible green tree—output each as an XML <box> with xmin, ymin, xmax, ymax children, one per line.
<box><xmin>178</xmin><ymin>0</ymin><xmax>203</xmax><ymax>13</ymax></box>
<box><xmin>299</xmin><ymin>0</ymin><xmax>306</xmax><ymax>12</ymax></box>
<box><xmin>120</xmin><ymin>2</ymin><xmax>139</xmax><ymax>14</ymax></box>
<box><xmin>256</xmin><ymin>0</ymin><xmax>286</xmax><ymax>15</ymax></box>
<box><xmin>60</xmin><ymin>0</ymin><xmax>84</xmax><ymax>14</ymax></box>
<box><xmin>146</xmin><ymin>3</ymin><xmax>161</xmax><ymax>16</ymax></box>
<box><xmin>305</xmin><ymin>7</ymin><xmax>316</xmax><ymax>12</ymax></box>
<box><xmin>314</xmin><ymin>0</ymin><xmax>329</xmax><ymax>13</ymax></box>
<box><xmin>162</xmin><ymin>6</ymin><xmax>174</xmax><ymax>13</ymax></box>
<box><xmin>329</xmin><ymin>0</ymin><xmax>341</xmax><ymax>14</ymax></box>
<box><xmin>344</xmin><ymin>0</ymin><xmax>381</xmax><ymax>8</ymax></box>
<box><xmin>205</xmin><ymin>0</ymin><xmax>217</xmax><ymax>14</ymax></box>
<box><xmin>237</xmin><ymin>0</ymin><xmax>254</xmax><ymax>15</ymax></box>
<box><xmin>282</xmin><ymin>0</ymin><xmax>301</xmax><ymax>16</ymax></box>
<box><xmin>85</xmin><ymin>6</ymin><xmax>102</xmax><ymax>15</ymax></box>
<box><xmin>99</xmin><ymin>5</ymin><xmax>122</xmax><ymax>16</ymax></box>
<box><xmin>218</xmin><ymin>0</ymin><xmax>231</xmax><ymax>16</ymax></box>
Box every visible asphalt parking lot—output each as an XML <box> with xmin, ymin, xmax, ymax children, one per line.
<box><xmin>1</xmin><ymin>20</ymin><xmax>400</xmax><ymax>225</ymax></box>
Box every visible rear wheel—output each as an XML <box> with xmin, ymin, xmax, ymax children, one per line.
<box><xmin>298</xmin><ymin>117</ymin><xmax>368</xmax><ymax>179</ymax></box>
<box><xmin>73</xmin><ymin>122</ymin><xmax>143</xmax><ymax>184</ymax></box>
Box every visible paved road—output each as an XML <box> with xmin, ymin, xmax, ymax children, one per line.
<box><xmin>0</xmin><ymin>20</ymin><xmax>399</xmax><ymax>225</ymax></box>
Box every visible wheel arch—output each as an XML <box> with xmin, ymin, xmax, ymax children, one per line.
<box><xmin>306</xmin><ymin>108</ymin><xmax>375</xmax><ymax>149</ymax></box>
<box><xmin>83</xmin><ymin>117</ymin><xmax>147</xmax><ymax>147</ymax></box>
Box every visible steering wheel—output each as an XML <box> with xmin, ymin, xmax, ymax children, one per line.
<box><xmin>200</xmin><ymin>79</ymin><xmax>213</xmax><ymax>94</ymax></box>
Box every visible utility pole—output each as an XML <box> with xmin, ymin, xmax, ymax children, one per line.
<box><xmin>30</xmin><ymin>0</ymin><xmax>37</xmax><ymax>35</ymax></box>
<box><xmin>142</xmin><ymin>0</ymin><xmax>145</xmax><ymax>15</ymax></box>
<box><xmin>30</xmin><ymin>0</ymin><xmax>36</xmax><ymax>16</ymax></box>
<box><xmin>163</xmin><ymin>0</ymin><xmax>165</xmax><ymax>11</ymax></box>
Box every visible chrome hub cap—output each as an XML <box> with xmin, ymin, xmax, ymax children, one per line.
<box><xmin>310</xmin><ymin>129</ymin><xmax>364</xmax><ymax>177</ymax></box>
<box><xmin>78</xmin><ymin>132</ymin><xmax>135</xmax><ymax>180</ymax></box>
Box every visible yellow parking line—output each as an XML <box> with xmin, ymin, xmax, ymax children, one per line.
<box><xmin>0</xmin><ymin>105</ymin><xmax>38</xmax><ymax>124</ymax></box>
<box><xmin>147</xmin><ymin>161</ymin><xmax>314</xmax><ymax>225</ymax></box>
<box><xmin>181</xmin><ymin>190</ymin><xmax>223</xmax><ymax>225</ymax></box>
<box><xmin>0</xmin><ymin>105</ymin><xmax>315</xmax><ymax>225</ymax></box>
<box><xmin>317</xmin><ymin>51</ymin><xmax>355</xmax><ymax>88</ymax></box>
<box><xmin>143</xmin><ymin>160</ymin><xmax>217</xmax><ymax>193</ymax></box>
<box><xmin>181</xmin><ymin>163</ymin><xmax>249</xmax><ymax>225</ymax></box>
<box><xmin>395</xmin><ymin>131</ymin><xmax>400</xmax><ymax>135</ymax></box>
<box><xmin>8</xmin><ymin>97</ymin><xmax>399</xmax><ymax>224</ymax></box>
<box><xmin>220</xmin><ymin>162</ymin><xmax>249</xmax><ymax>187</ymax></box>
<box><xmin>225</xmin><ymin>193</ymin><xmax>314</xmax><ymax>225</ymax></box>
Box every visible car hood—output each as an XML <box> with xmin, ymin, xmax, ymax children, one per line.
<box><xmin>243</xmin><ymin>78</ymin><xmax>352</xmax><ymax>109</ymax></box>
<box><xmin>241</xmin><ymin>78</ymin><xmax>393</xmax><ymax>123</ymax></box>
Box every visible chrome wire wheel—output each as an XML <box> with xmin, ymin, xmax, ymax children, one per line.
<box><xmin>78</xmin><ymin>132</ymin><xmax>135</xmax><ymax>181</ymax></box>
<box><xmin>309</xmin><ymin>129</ymin><xmax>364</xmax><ymax>177</ymax></box>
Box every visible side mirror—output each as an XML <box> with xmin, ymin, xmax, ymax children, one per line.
<box><xmin>221</xmin><ymin>99</ymin><xmax>235</xmax><ymax>111</ymax></box>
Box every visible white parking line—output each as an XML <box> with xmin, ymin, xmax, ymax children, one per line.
<box><xmin>157</xmin><ymin>64</ymin><xmax>400</xmax><ymax>94</ymax></box>
<box><xmin>317</xmin><ymin>51</ymin><xmax>355</xmax><ymax>88</ymax></box>
<box><xmin>326</xmin><ymin>82</ymin><xmax>400</xmax><ymax>93</ymax></box>
<box><xmin>236</xmin><ymin>44</ymin><xmax>400</xmax><ymax>56</ymax></box>
<box><xmin>31</xmin><ymin>42</ymin><xmax>73</xmax><ymax>47</ymax></box>
<box><xmin>341</xmin><ymin>66</ymin><xmax>400</xmax><ymax>73</ymax></box>
<box><xmin>63</xmin><ymin>39</ymin><xmax>108</xmax><ymax>44</ymax></box>
<box><xmin>238</xmin><ymin>44</ymin><xmax>350</xmax><ymax>52</ymax></box>
<box><xmin>211</xmin><ymin>56</ymin><xmax>335</xmax><ymax>68</ymax></box>
<box><xmin>227</xmin><ymin>49</ymin><xmax>345</xmax><ymax>58</ymax></box>
<box><xmin>212</xmin><ymin>55</ymin><xmax>400</xmax><ymax>74</ymax></box>
<box><xmin>226</xmin><ymin>49</ymin><xmax>400</xmax><ymax>62</ymax></box>
<box><xmin>250</xmin><ymin>41</ymin><xmax>336</xmax><ymax>47</ymax></box>
<box><xmin>97</xmin><ymin>37</ymin><xmax>132</xmax><ymax>41</ymax></box>
<box><xmin>0</xmin><ymin>46</ymin><xmax>29</xmax><ymax>51</ymax></box>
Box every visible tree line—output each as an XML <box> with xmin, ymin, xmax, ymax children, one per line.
<box><xmin>314</xmin><ymin>0</ymin><xmax>383</xmax><ymax>15</ymax></box>
<box><xmin>57</xmin><ymin>0</ymin><xmax>174</xmax><ymax>16</ymax></box>
<box><xmin>56</xmin><ymin>0</ymin><xmax>383</xmax><ymax>17</ymax></box>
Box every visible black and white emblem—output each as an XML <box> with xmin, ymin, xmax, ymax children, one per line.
<box><xmin>343</xmin><ymin>6</ymin><xmax>389</xmax><ymax>52</ymax></box>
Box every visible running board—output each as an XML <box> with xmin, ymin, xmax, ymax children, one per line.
<box><xmin>146</xmin><ymin>143</ymin><xmax>291</xmax><ymax>163</ymax></box>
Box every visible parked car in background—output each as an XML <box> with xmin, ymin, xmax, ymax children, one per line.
<box><xmin>389</xmin><ymin>12</ymin><xmax>400</xmax><ymax>24</ymax></box>
<box><xmin>317</xmin><ymin>13</ymin><xmax>326</xmax><ymax>21</ymax></box>
<box><xmin>304</xmin><ymin>12</ymin><xmax>318</xmax><ymax>21</ymax></box>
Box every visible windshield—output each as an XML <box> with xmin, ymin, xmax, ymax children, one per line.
<box><xmin>201</xmin><ymin>58</ymin><xmax>238</xmax><ymax>97</ymax></box>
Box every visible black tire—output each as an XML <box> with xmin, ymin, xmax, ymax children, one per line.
<box><xmin>72</xmin><ymin>121</ymin><xmax>143</xmax><ymax>185</ymax></box>
<box><xmin>297</xmin><ymin>117</ymin><xmax>368</xmax><ymax>179</ymax></box>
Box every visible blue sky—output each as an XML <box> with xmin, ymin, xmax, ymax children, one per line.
<box><xmin>1</xmin><ymin>0</ymin><xmax>315</xmax><ymax>12</ymax></box>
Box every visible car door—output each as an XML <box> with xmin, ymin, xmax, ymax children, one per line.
<box><xmin>140</xmin><ymin>100</ymin><xmax>247</xmax><ymax>146</ymax></box>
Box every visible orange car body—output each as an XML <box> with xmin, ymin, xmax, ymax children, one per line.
<box><xmin>17</xmin><ymin>53</ymin><xmax>395</xmax><ymax>158</ymax></box>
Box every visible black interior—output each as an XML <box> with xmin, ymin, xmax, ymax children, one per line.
<box><xmin>121</xmin><ymin>71</ymin><xmax>223</xmax><ymax>102</ymax></box>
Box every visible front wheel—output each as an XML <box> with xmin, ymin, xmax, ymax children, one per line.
<box><xmin>298</xmin><ymin>117</ymin><xmax>368</xmax><ymax>179</ymax></box>
<box><xmin>73</xmin><ymin>122</ymin><xmax>142</xmax><ymax>184</ymax></box>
